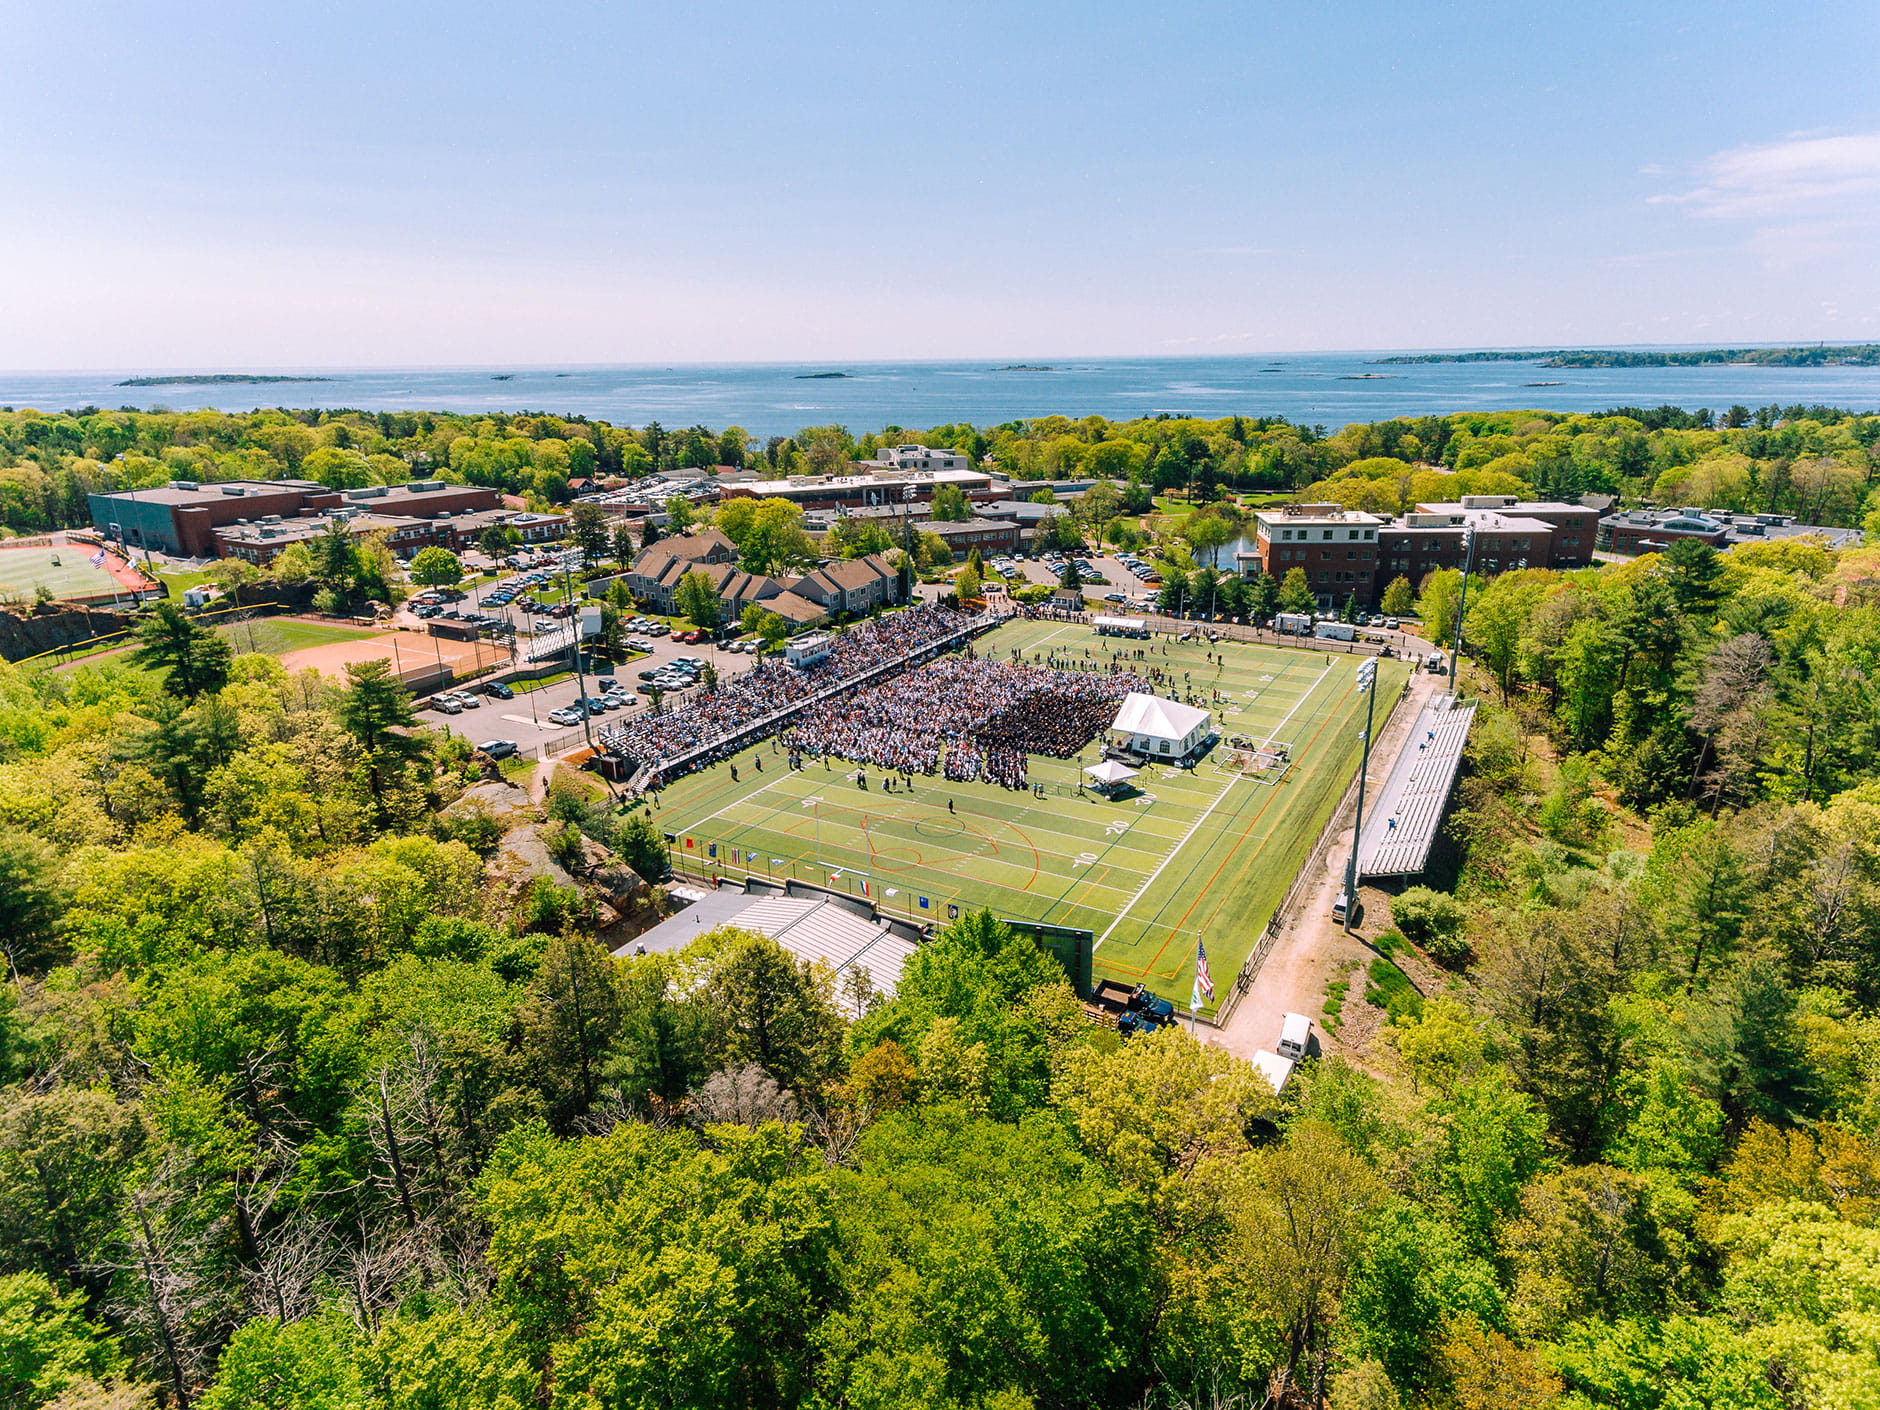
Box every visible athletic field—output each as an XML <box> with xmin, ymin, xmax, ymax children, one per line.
<box><xmin>0</xmin><ymin>544</ymin><xmax>133</xmax><ymax>600</ymax></box>
<box><xmin>652</xmin><ymin>619</ymin><xmax>1410</xmax><ymax>1015</ymax></box>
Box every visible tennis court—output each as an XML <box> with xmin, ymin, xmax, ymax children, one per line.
<box><xmin>652</xmin><ymin>618</ymin><xmax>1409</xmax><ymax>1015</ymax></box>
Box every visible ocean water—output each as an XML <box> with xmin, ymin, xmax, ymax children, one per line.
<box><xmin>3</xmin><ymin>352</ymin><xmax>1878</xmax><ymax>439</ymax></box>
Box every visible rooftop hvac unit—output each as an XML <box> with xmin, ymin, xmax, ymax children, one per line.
<box><xmin>220</xmin><ymin>485</ymin><xmax>247</xmax><ymax>496</ymax></box>
<box><xmin>169</xmin><ymin>480</ymin><xmax>199</xmax><ymax>491</ymax></box>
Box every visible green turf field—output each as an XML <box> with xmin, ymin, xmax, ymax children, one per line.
<box><xmin>0</xmin><ymin>546</ymin><xmax>125</xmax><ymax>599</ymax></box>
<box><xmin>652</xmin><ymin>619</ymin><xmax>1410</xmax><ymax>1016</ymax></box>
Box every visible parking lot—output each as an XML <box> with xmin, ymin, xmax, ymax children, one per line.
<box><xmin>990</xmin><ymin>549</ymin><xmax>1164</xmax><ymax>610</ymax></box>
<box><xmin>402</xmin><ymin>550</ymin><xmax>765</xmax><ymax>759</ymax></box>
<box><xmin>419</xmin><ymin>628</ymin><xmax>764</xmax><ymax>759</ymax></box>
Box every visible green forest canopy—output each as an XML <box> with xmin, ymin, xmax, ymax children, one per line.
<box><xmin>3</xmin><ymin>408</ymin><xmax>1880</xmax><ymax>1403</ymax></box>
<box><xmin>2</xmin><ymin>401</ymin><xmax>1879</xmax><ymax>539</ymax></box>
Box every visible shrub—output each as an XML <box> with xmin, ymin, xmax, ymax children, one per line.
<box><xmin>545</xmin><ymin>820</ymin><xmax>586</xmax><ymax>873</ymax></box>
<box><xmin>1391</xmin><ymin>887</ymin><xmax>1470</xmax><ymax>967</ymax></box>
<box><xmin>1364</xmin><ymin>956</ymin><xmax>1423</xmax><ymax>1021</ymax></box>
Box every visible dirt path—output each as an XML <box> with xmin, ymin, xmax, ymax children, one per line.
<box><xmin>1204</xmin><ymin>665</ymin><xmax>1447</xmax><ymax>1064</ymax></box>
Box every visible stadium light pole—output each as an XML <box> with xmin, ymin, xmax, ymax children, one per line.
<box><xmin>1340</xmin><ymin>656</ymin><xmax>1379</xmax><ymax>929</ymax></box>
<box><xmin>1446</xmin><ymin>525</ymin><xmax>1477</xmax><ymax>694</ymax></box>
<box><xmin>560</xmin><ymin>553</ymin><xmax>595</xmax><ymax>752</ymax></box>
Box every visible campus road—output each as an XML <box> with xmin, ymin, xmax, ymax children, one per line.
<box><xmin>1202</xmin><ymin>660</ymin><xmax>1449</xmax><ymax>1070</ymax></box>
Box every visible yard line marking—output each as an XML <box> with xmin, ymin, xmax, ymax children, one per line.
<box><xmin>681</xmin><ymin>767</ymin><xmax>804</xmax><ymax>832</ymax></box>
<box><xmin>1260</xmin><ymin>656</ymin><xmax>1336</xmax><ymax>752</ymax></box>
<box><xmin>1095</xmin><ymin>768</ymin><xmax>1246</xmax><ymax>949</ymax></box>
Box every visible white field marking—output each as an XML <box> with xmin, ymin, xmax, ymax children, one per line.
<box><xmin>681</xmin><ymin>767</ymin><xmax>805</xmax><ymax>832</ymax></box>
<box><xmin>800</xmin><ymin>794</ymin><xmax>1178</xmax><ymax>867</ymax></box>
<box><xmin>1260</xmin><ymin>656</ymin><xmax>1336</xmax><ymax>753</ymax></box>
<box><xmin>714</xmin><ymin>773</ymin><xmax>1184</xmax><ymax>866</ymax></box>
<box><xmin>1095</xmin><ymin>768</ymin><xmax>1245</xmax><ymax>949</ymax></box>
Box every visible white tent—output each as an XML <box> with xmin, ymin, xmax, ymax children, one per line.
<box><xmin>1110</xmin><ymin>691</ymin><xmax>1213</xmax><ymax>761</ymax></box>
<box><xmin>1084</xmin><ymin>759</ymin><xmax>1139</xmax><ymax>788</ymax></box>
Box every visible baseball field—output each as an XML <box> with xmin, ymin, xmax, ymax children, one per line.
<box><xmin>652</xmin><ymin>618</ymin><xmax>1409</xmax><ymax>1016</ymax></box>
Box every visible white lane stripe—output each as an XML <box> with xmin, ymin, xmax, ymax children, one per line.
<box><xmin>680</xmin><ymin>766</ymin><xmax>805</xmax><ymax>832</ymax></box>
<box><xmin>1261</xmin><ymin>656</ymin><xmax>1337</xmax><ymax>752</ymax></box>
<box><xmin>1094</xmin><ymin>769</ymin><xmax>1244</xmax><ymax>948</ymax></box>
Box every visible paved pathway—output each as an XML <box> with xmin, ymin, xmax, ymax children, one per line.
<box><xmin>1203</xmin><ymin>664</ymin><xmax>1446</xmax><ymax>1065</ymax></box>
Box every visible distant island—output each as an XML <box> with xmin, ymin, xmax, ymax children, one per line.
<box><xmin>1370</xmin><ymin>351</ymin><xmax>1542</xmax><ymax>365</ymax></box>
<box><xmin>1337</xmin><ymin>373</ymin><xmax>1398</xmax><ymax>380</ymax></box>
<box><xmin>794</xmin><ymin>371</ymin><xmax>850</xmax><ymax>379</ymax></box>
<box><xmin>114</xmin><ymin>374</ymin><xmax>334</xmax><ymax>387</ymax></box>
<box><xmin>992</xmin><ymin>365</ymin><xmax>1055</xmax><ymax>372</ymax></box>
<box><xmin>1372</xmin><ymin>344</ymin><xmax>1880</xmax><ymax>368</ymax></box>
<box><xmin>491</xmin><ymin>374</ymin><xmax>516</xmax><ymax>381</ymax></box>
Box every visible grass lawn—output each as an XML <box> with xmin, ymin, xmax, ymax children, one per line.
<box><xmin>652</xmin><ymin>619</ymin><xmax>1409</xmax><ymax>1016</ymax></box>
<box><xmin>154</xmin><ymin>566</ymin><xmax>214</xmax><ymax>596</ymax></box>
<box><xmin>513</xmin><ymin>670</ymin><xmax>576</xmax><ymax>694</ymax></box>
<box><xmin>216</xmin><ymin>618</ymin><xmax>379</xmax><ymax>656</ymax></box>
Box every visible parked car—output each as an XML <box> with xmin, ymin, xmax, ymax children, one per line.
<box><xmin>430</xmin><ymin>697</ymin><xmax>463</xmax><ymax>715</ymax></box>
<box><xmin>547</xmin><ymin>707</ymin><xmax>583</xmax><ymax>725</ymax></box>
<box><xmin>1277</xmin><ymin>1012</ymin><xmax>1312</xmax><ymax>1060</ymax></box>
<box><xmin>476</xmin><ymin>739</ymin><xmax>518</xmax><ymax>759</ymax></box>
<box><xmin>483</xmin><ymin>681</ymin><xmax>515</xmax><ymax>699</ymax></box>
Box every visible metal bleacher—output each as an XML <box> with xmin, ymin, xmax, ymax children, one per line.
<box><xmin>1355</xmin><ymin>695</ymin><xmax>1477</xmax><ymax>878</ymax></box>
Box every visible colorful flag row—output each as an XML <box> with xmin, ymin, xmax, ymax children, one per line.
<box><xmin>677</xmin><ymin>837</ymin><xmax>957</xmax><ymax>919</ymax></box>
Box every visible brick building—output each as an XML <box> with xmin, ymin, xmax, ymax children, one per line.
<box><xmin>1248</xmin><ymin>496</ymin><xmax>1602</xmax><ymax>610</ymax></box>
<box><xmin>1252</xmin><ymin>506</ymin><xmax>1385</xmax><ymax>609</ymax></box>
<box><xmin>1409</xmin><ymin>497</ymin><xmax>1598</xmax><ymax>567</ymax></box>
<box><xmin>1596</xmin><ymin>508</ymin><xmax>1733</xmax><ymax>556</ymax></box>
<box><xmin>91</xmin><ymin>479</ymin><xmax>342</xmax><ymax>557</ymax></box>
<box><xmin>90</xmin><ymin>478</ymin><xmax>511</xmax><ymax>561</ymax></box>
<box><xmin>921</xmin><ymin>517</ymin><xmax>1022</xmax><ymax>555</ymax></box>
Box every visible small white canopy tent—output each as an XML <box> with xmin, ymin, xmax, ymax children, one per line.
<box><xmin>1110</xmin><ymin>692</ymin><xmax>1213</xmax><ymax>761</ymax></box>
<box><xmin>1084</xmin><ymin>759</ymin><xmax>1139</xmax><ymax>790</ymax></box>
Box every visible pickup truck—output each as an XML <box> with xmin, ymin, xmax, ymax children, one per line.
<box><xmin>1087</xmin><ymin>979</ymin><xmax>1176</xmax><ymax>1034</ymax></box>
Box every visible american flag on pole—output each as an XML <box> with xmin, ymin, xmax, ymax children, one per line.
<box><xmin>1191</xmin><ymin>938</ymin><xmax>1215</xmax><ymax>1010</ymax></box>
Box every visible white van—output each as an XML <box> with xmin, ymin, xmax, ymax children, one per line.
<box><xmin>1277</xmin><ymin>1012</ymin><xmax>1311</xmax><ymax>1061</ymax></box>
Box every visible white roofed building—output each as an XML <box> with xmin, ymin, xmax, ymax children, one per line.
<box><xmin>1109</xmin><ymin>692</ymin><xmax>1213</xmax><ymax>761</ymax></box>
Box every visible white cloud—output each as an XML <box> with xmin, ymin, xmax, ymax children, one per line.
<box><xmin>1653</xmin><ymin>132</ymin><xmax>1880</xmax><ymax>265</ymax></box>
<box><xmin>1656</xmin><ymin>132</ymin><xmax>1880</xmax><ymax>220</ymax></box>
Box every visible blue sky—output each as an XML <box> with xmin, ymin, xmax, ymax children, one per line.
<box><xmin>4</xmin><ymin>0</ymin><xmax>1877</xmax><ymax>366</ymax></box>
